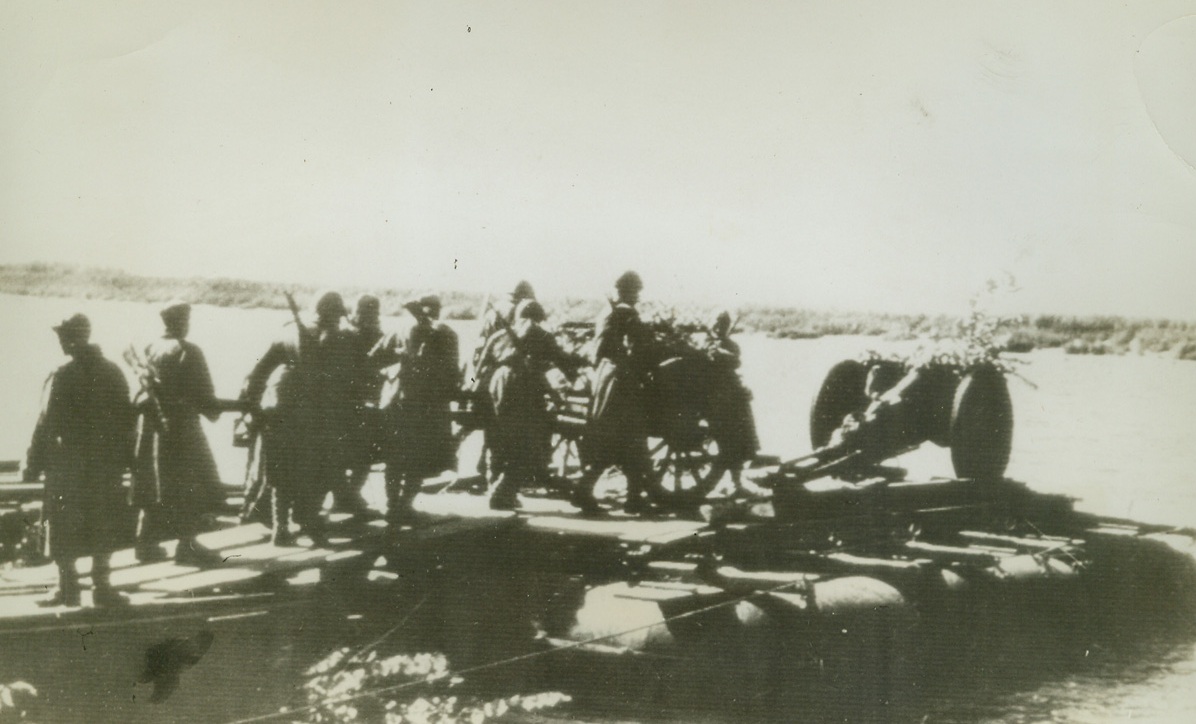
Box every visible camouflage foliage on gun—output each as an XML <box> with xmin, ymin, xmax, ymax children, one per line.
<box><xmin>123</xmin><ymin>345</ymin><xmax>169</xmax><ymax>432</ymax></box>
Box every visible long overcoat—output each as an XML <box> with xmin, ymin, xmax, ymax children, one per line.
<box><xmin>374</xmin><ymin>320</ymin><xmax>457</xmax><ymax>480</ymax></box>
<box><xmin>579</xmin><ymin>304</ymin><xmax>656</xmax><ymax>470</ymax></box>
<box><xmin>243</xmin><ymin>323</ymin><xmax>361</xmax><ymax>495</ymax></box>
<box><xmin>487</xmin><ymin>324</ymin><xmax>581</xmax><ymax>481</ymax></box>
<box><xmin>26</xmin><ymin>345</ymin><xmax>134</xmax><ymax>559</ymax></box>
<box><xmin>131</xmin><ymin>337</ymin><xmax>225</xmax><ymax>524</ymax></box>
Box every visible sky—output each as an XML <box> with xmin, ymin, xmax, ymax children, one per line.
<box><xmin>2</xmin><ymin>0</ymin><xmax>1195</xmax><ymax>317</ymax></box>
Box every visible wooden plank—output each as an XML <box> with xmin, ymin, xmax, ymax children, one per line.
<box><xmin>523</xmin><ymin>515</ymin><xmax>707</xmax><ymax>544</ymax></box>
<box><xmin>958</xmin><ymin>530</ymin><xmax>1076</xmax><ymax>553</ymax></box>
<box><xmin>903</xmin><ymin>540</ymin><xmax>1002</xmax><ymax>565</ymax></box>
<box><xmin>141</xmin><ymin>548</ymin><xmax>362</xmax><ymax>594</ymax></box>
<box><xmin>195</xmin><ymin>523</ymin><xmax>272</xmax><ymax>551</ymax></box>
<box><xmin>130</xmin><ymin>568</ymin><xmax>263</xmax><ymax>594</ymax></box>
<box><xmin>107</xmin><ymin>561</ymin><xmax>200</xmax><ymax>588</ymax></box>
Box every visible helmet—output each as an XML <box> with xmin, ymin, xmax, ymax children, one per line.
<box><xmin>512</xmin><ymin>280</ymin><xmax>536</xmax><ymax>302</ymax></box>
<box><xmin>614</xmin><ymin>271</ymin><xmax>643</xmax><ymax>294</ymax></box>
<box><xmin>713</xmin><ymin>311</ymin><xmax>732</xmax><ymax>336</ymax></box>
<box><xmin>354</xmin><ymin>295</ymin><xmax>380</xmax><ymax>321</ymax></box>
<box><xmin>314</xmin><ymin>291</ymin><xmax>348</xmax><ymax>320</ymax></box>
<box><xmin>514</xmin><ymin>299</ymin><xmax>546</xmax><ymax>323</ymax></box>
<box><xmin>419</xmin><ymin>294</ymin><xmax>442</xmax><ymax>319</ymax></box>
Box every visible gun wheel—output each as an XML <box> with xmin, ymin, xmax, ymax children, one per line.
<box><xmin>648</xmin><ymin>432</ymin><xmax>724</xmax><ymax>507</ymax></box>
<box><xmin>949</xmin><ymin>367</ymin><xmax>1013</xmax><ymax>481</ymax></box>
<box><xmin>809</xmin><ymin>360</ymin><xmax>870</xmax><ymax>449</ymax></box>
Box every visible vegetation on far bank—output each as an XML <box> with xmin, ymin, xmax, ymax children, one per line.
<box><xmin>2</xmin><ymin>263</ymin><xmax>1194</xmax><ymax>360</ymax></box>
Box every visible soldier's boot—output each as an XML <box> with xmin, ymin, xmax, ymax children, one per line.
<box><xmin>333</xmin><ymin>469</ymin><xmax>372</xmax><ymax>515</ymax></box>
<box><xmin>570</xmin><ymin>468</ymin><xmax>603</xmax><ymax>516</ymax></box>
<box><xmin>623</xmin><ymin>470</ymin><xmax>653</xmax><ymax>516</ymax></box>
<box><xmin>489</xmin><ymin>474</ymin><xmax>519</xmax><ymax>511</ymax></box>
<box><xmin>135</xmin><ymin>541</ymin><xmax>167</xmax><ymax>563</ymax></box>
<box><xmin>91</xmin><ymin>556</ymin><xmax>128</xmax><ymax>608</ymax></box>
<box><xmin>175</xmin><ymin>537</ymin><xmax>224</xmax><ymax>567</ymax></box>
<box><xmin>39</xmin><ymin>562</ymin><xmax>81</xmax><ymax>608</ymax></box>
<box><xmin>384</xmin><ymin>478</ymin><xmax>418</xmax><ymax>538</ymax></box>
<box><xmin>135</xmin><ymin>504</ymin><xmax>168</xmax><ymax>562</ymax></box>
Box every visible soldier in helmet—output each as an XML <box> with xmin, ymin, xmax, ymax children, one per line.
<box><xmin>131</xmin><ymin>301</ymin><xmax>225</xmax><ymax>565</ymax></box>
<box><xmin>706</xmin><ymin>310</ymin><xmax>760</xmax><ymax>492</ymax></box>
<box><xmin>419</xmin><ymin>295</ymin><xmax>461</xmax><ymax>473</ymax></box>
<box><xmin>573</xmin><ymin>271</ymin><xmax>658</xmax><ymax>515</ymax></box>
<box><xmin>241</xmin><ymin>291</ymin><xmax>362</xmax><ymax>546</ymax></box>
<box><xmin>486</xmin><ymin>299</ymin><xmax>585</xmax><ymax>510</ymax></box>
<box><xmin>371</xmin><ymin>296</ymin><xmax>457</xmax><ymax>529</ymax></box>
<box><xmin>465</xmin><ymin>281</ymin><xmax>538</xmax><ymax>478</ymax></box>
<box><xmin>24</xmin><ymin>313</ymin><xmax>134</xmax><ymax>607</ymax></box>
<box><xmin>336</xmin><ymin>294</ymin><xmax>385</xmax><ymax>515</ymax></box>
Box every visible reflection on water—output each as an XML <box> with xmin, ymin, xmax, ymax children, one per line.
<box><xmin>1</xmin><ymin>294</ymin><xmax>1195</xmax><ymax>722</ymax></box>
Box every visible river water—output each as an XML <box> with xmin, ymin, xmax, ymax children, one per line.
<box><xmin>1</xmin><ymin>293</ymin><xmax>1195</xmax><ymax>722</ymax></box>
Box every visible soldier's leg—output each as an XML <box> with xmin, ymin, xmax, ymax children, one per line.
<box><xmin>486</xmin><ymin>417</ymin><xmax>517</xmax><ymax>510</ymax></box>
<box><xmin>383</xmin><ymin>463</ymin><xmax>411</xmax><ymax>531</ymax></box>
<box><xmin>135</xmin><ymin>503</ymin><xmax>168</xmax><ymax>561</ymax></box>
<box><xmin>622</xmin><ymin>437</ymin><xmax>653</xmax><ymax>514</ymax></box>
<box><xmin>39</xmin><ymin>559</ymin><xmax>81</xmax><ymax>607</ymax></box>
<box><xmin>570</xmin><ymin>463</ymin><xmax>605</xmax><ymax>514</ymax></box>
<box><xmin>334</xmin><ymin>420</ymin><xmax>372</xmax><ymax>514</ymax></box>
<box><xmin>294</xmin><ymin>480</ymin><xmax>327</xmax><ymax>545</ymax></box>
<box><xmin>91</xmin><ymin>553</ymin><xmax>127</xmax><ymax>607</ymax></box>
<box><xmin>271</xmin><ymin>487</ymin><xmax>295</xmax><ymax>546</ymax></box>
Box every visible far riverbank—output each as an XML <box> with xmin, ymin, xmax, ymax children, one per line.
<box><xmin>2</xmin><ymin>263</ymin><xmax>1194</xmax><ymax>359</ymax></box>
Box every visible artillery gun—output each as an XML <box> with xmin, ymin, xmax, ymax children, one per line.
<box><xmin>767</xmin><ymin>357</ymin><xmax>1014</xmax><ymax>489</ymax></box>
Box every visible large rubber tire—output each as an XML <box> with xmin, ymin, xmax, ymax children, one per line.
<box><xmin>949</xmin><ymin>368</ymin><xmax>1014</xmax><ymax>481</ymax></box>
<box><xmin>809</xmin><ymin>360</ymin><xmax>869</xmax><ymax>449</ymax></box>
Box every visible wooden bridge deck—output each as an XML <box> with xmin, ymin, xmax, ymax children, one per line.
<box><xmin>0</xmin><ymin>471</ymin><xmax>1154</xmax><ymax>633</ymax></box>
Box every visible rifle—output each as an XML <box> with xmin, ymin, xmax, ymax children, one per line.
<box><xmin>123</xmin><ymin>345</ymin><xmax>169</xmax><ymax>432</ymax></box>
<box><xmin>283</xmin><ymin>290</ymin><xmax>312</xmax><ymax>357</ymax></box>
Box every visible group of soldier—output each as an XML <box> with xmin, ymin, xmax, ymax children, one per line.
<box><xmin>23</xmin><ymin>270</ymin><xmax>755</xmax><ymax>608</ymax></box>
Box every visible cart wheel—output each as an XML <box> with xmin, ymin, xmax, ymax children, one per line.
<box><xmin>648</xmin><ymin>432</ymin><xmax>725</xmax><ymax>506</ymax></box>
<box><xmin>809</xmin><ymin>360</ymin><xmax>869</xmax><ymax>449</ymax></box>
<box><xmin>949</xmin><ymin>367</ymin><xmax>1013</xmax><ymax>481</ymax></box>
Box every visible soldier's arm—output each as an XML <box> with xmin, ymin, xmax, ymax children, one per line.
<box><xmin>542</xmin><ymin>330</ymin><xmax>586</xmax><ymax>379</ymax></box>
<box><xmin>23</xmin><ymin>374</ymin><xmax>57</xmax><ymax>481</ymax></box>
<box><xmin>112</xmin><ymin>365</ymin><xmax>136</xmax><ymax>468</ymax></box>
<box><xmin>241</xmin><ymin>341</ymin><xmax>287</xmax><ymax>408</ymax></box>
<box><xmin>189</xmin><ymin>345</ymin><xmax>222</xmax><ymax>422</ymax></box>
<box><xmin>368</xmin><ymin>331</ymin><xmax>403</xmax><ymax>369</ymax></box>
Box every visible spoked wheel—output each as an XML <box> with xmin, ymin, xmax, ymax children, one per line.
<box><xmin>647</xmin><ymin>430</ymin><xmax>725</xmax><ymax>507</ymax></box>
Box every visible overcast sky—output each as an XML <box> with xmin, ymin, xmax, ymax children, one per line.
<box><xmin>2</xmin><ymin>1</ymin><xmax>1194</xmax><ymax>317</ymax></box>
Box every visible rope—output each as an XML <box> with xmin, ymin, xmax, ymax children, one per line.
<box><xmin>222</xmin><ymin>576</ymin><xmax>810</xmax><ymax>724</ymax></box>
<box><xmin>341</xmin><ymin>593</ymin><xmax>429</xmax><ymax>665</ymax></box>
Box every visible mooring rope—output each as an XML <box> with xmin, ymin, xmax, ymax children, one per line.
<box><xmin>222</xmin><ymin>576</ymin><xmax>810</xmax><ymax>724</ymax></box>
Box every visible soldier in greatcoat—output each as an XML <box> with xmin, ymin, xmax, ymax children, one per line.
<box><xmin>371</xmin><ymin>297</ymin><xmax>457</xmax><ymax>528</ymax></box>
<box><xmin>242</xmin><ymin>292</ymin><xmax>361</xmax><ymax>546</ymax></box>
<box><xmin>706</xmin><ymin>311</ymin><xmax>760</xmax><ymax>492</ymax></box>
<box><xmin>335</xmin><ymin>294</ymin><xmax>385</xmax><ymax>515</ymax></box>
<box><xmin>420</xmin><ymin>295</ymin><xmax>462</xmax><ymax>474</ymax></box>
<box><xmin>573</xmin><ymin>271</ymin><xmax>658</xmax><ymax>515</ymax></box>
<box><xmin>131</xmin><ymin>301</ymin><xmax>225</xmax><ymax>565</ymax></box>
<box><xmin>487</xmin><ymin>300</ymin><xmax>585</xmax><ymax>510</ymax></box>
<box><xmin>464</xmin><ymin>281</ymin><xmax>536</xmax><ymax>479</ymax></box>
<box><xmin>24</xmin><ymin>314</ymin><xmax>134</xmax><ymax>607</ymax></box>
